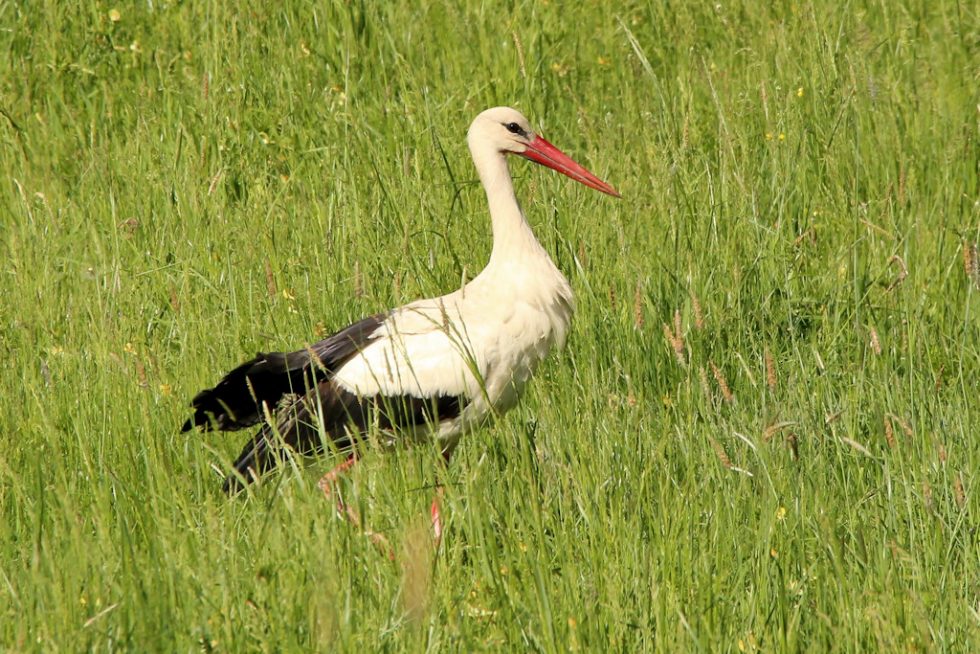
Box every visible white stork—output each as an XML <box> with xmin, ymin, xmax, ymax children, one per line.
<box><xmin>183</xmin><ymin>107</ymin><xmax>619</xmax><ymax>503</ymax></box>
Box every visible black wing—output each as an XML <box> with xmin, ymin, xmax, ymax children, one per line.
<box><xmin>222</xmin><ymin>381</ymin><xmax>463</xmax><ymax>494</ymax></box>
<box><xmin>181</xmin><ymin>313</ymin><xmax>387</xmax><ymax>432</ymax></box>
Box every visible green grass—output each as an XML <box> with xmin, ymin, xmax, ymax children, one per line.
<box><xmin>1</xmin><ymin>0</ymin><xmax>978</xmax><ymax>650</ymax></box>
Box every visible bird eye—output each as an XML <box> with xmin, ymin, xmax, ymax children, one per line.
<box><xmin>505</xmin><ymin>122</ymin><xmax>525</xmax><ymax>135</ymax></box>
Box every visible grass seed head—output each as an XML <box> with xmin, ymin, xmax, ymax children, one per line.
<box><xmin>897</xmin><ymin>163</ymin><xmax>906</xmax><ymax>205</ymax></box>
<box><xmin>633</xmin><ymin>280</ymin><xmax>644</xmax><ymax>329</ymax></box>
<box><xmin>692</xmin><ymin>293</ymin><xmax>704</xmax><ymax>330</ymax></box>
<box><xmin>891</xmin><ymin>414</ymin><xmax>913</xmax><ymax>438</ymax></box>
<box><xmin>169</xmin><ymin>284</ymin><xmax>181</xmax><ymax>314</ymax></box>
<box><xmin>953</xmin><ymin>473</ymin><xmax>966</xmax><ymax>509</ymax></box>
<box><xmin>885</xmin><ymin>254</ymin><xmax>908</xmax><ymax>292</ymax></box>
<box><xmin>963</xmin><ymin>241</ymin><xmax>979</xmax><ymax>287</ymax></box>
<box><xmin>786</xmin><ymin>432</ymin><xmax>799</xmax><ymax>460</ymax></box>
<box><xmin>698</xmin><ymin>366</ymin><xmax>713</xmax><ymax>402</ymax></box>
<box><xmin>135</xmin><ymin>358</ymin><xmax>147</xmax><ymax>388</ymax></box>
<box><xmin>353</xmin><ymin>261</ymin><xmax>363</xmax><ymax>298</ymax></box>
<box><xmin>710</xmin><ymin>361</ymin><xmax>733</xmax><ymax>403</ymax></box>
<box><xmin>869</xmin><ymin>327</ymin><xmax>882</xmax><ymax>356</ymax></box>
<box><xmin>264</xmin><ymin>259</ymin><xmax>277</xmax><ymax>297</ymax></box>
<box><xmin>663</xmin><ymin>323</ymin><xmax>686</xmax><ymax>366</ymax></box>
<box><xmin>708</xmin><ymin>436</ymin><xmax>732</xmax><ymax>468</ymax></box>
<box><xmin>764</xmin><ymin>347</ymin><xmax>777</xmax><ymax>392</ymax></box>
<box><xmin>884</xmin><ymin>415</ymin><xmax>896</xmax><ymax>448</ymax></box>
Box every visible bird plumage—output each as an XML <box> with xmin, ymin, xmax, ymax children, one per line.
<box><xmin>183</xmin><ymin>107</ymin><xmax>615</xmax><ymax>492</ymax></box>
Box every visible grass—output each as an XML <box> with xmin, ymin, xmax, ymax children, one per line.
<box><xmin>1</xmin><ymin>0</ymin><xmax>978</xmax><ymax>650</ymax></box>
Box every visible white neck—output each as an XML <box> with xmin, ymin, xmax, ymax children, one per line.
<box><xmin>469</xmin><ymin>143</ymin><xmax>550</xmax><ymax>269</ymax></box>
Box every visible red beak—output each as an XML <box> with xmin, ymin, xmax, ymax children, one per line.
<box><xmin>517</xmin><ymin>136</ymin><xmax>621</xmax><ymax>198</ymax></box>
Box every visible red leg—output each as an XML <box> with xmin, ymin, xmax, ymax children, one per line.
<box><xmin>430</xmin><ymin>487</ymin><xmax>444</xmax><ymax>544</ymax></box>
<box><xmin>317</xmin><ymin>453</ymin><xmax>358</xmax><ymax>498</ymax></box>
<box><xmin>431</xmin><ymin>446</ymin><xmax>454</xmax><ymax>545</ymax></box>
<box><xmin>317</xmin><ymin>454</ymin><xmax>393</xmax><ymax>559</ymax></box>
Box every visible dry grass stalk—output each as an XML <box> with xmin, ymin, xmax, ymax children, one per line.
<box><xmin>860</xmin><ymin>217</ymin><xmax>894</xmax><ymax>240</ymax></box>
<box><xmin>708</xmin><ymin>436</ymin><xmax>732</xmax><ymax>469</ymax></box>
<box><xmin>135</xmin><ymin>358</ymin><xmax>148</xmax><ymax>388</ymax></box>
<box><xmin>869</xmin><ymin>327</ymin><xmax>882</xmax><ymax>355</ymax></box>
<box><xmin>889</xmin><ymin>414</ymin><xmax>913</xmax><ymax>438</ymax></box>
<box><xmin>841</xmin><ymin>436</ymin><xmax>872</xmax><ymax>457</ymax></box>
<box><xmin>264</xmin><ymin>258</ymin><xmax>277</xmax><ymax>297</ymax></box>
<box><xmin>633</xmin><ymin>280</ymin><xmax>644</xmax><ymax>329</ymax></box>
<box><xmin>207</xmin><ymin>170</ymin><xmax>223</xmax><ymax>196</ymax></box>
<box><xmin>897</xmin><ymin>163</ymin><xmax>906</xmax><ymax>205</ymax></box>
<box><xmin>972</xmin><ymin>242</ymin><xmax>979</xmax><ymax>284</ymax></box>
<box><xmin>353</xmin><ymin>260</ymin><xmax>363</xmax><ymax>298</ymax></box>
<box><xmin>935</xmin><ymin>364</ymin><xmax>945</xmax><ymax>390</ymax></box>
<box><xmin>885</xmin><ymin>254</ymin><xmax>908</xmax><ymax>292</ymax></box>
<box><xmin>577</xmin><ymin>240</ymin><xmax>588</xmax><ymax>269</ymax></box>
<box><xmin>953</xmin><ymin>472</ymin><xmax>966</xmax><ymax>509</ymax></box>
<box><xmin>169</xmin><ymin>283</ymin><xmax>181</xmax><ymax>314</ymax></box>
<box><xmin>763</xmin><ymin>421</ymin><xmax>794</xmax><ymax>443</ymax></box>
<box><xmin>511</xmin><ymin>31</ymin><xmax>527</xmax><ymax>79</ymax></box>
<box><xmin>698</xmin><ymin>366</ymin><xmax>712</xmax><ymax>401</ymax></box>
<box><xmin>764</xmin><ymin>347</ymin><xmax>777</xmax><ymax>392</ymax></box>
<box><xmin>922</xmin><ymin>480</ymin><xmax>933</xmax><ymax>511</ymax></box>
<box><xmin>692</xmin><ymin>293</ymin><xmax>704</xmax><ymax>330</ymax></box>
<box><xmin>964</xmin><ymin>241</ymin><xmax>980</xmax><ymax>288</ymax></box>
<box><xmin>763</xmin><ymin>423</ymin><xmax>778</xmax><ymax>443</ymax></box>
<box><xmin>883</xmin><ymin>415</ymin><xmax>896</xmax><ymax>449</ymax></box>
<box><xmin>710</xmin><ymin>361</ymin><xmax>733</xmax><ymax>403</ymax></box>
<box><xmin>608</xmin><ymin>284</ymin><xmax>617</xmax><ymax>312</ymax></box>
<box><xmin>793</xmin><ymin>227</ymin><xmax>816</xmax><ymax>247</ymax></box>
<box><xmin>760</xmin><ymin>80</ymin><xmax>769</xmax><ymax>120</ymax></box>
<box><xmin>673</xmin><ymin>309</ymin><xmax>683</xmax><ymax>342</ymax></box>
<box><xmin>118</xmin><ymin>217</ymin><xmax>139</xmax><ymax>236</ymax></box>
<box><xmin>663</xmin><ymin>323</ymin><xmax>686</xmax><ymax>366</ymax></box>
<box><xmin>786</xmin><ymin>432</ymin><xmax>799</xmax><ymax>460</ymax></box>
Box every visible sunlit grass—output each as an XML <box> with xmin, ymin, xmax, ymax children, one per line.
<box><xmin>1</xmin><ymin>1</ymin><xmax>977</xmax><ymax>650</ymax></box>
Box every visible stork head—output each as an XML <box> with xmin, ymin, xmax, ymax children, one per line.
<box><xmin>468</xmin><ymin>107</ymin><xmax>620</xmax><ymax>198</ymax></box>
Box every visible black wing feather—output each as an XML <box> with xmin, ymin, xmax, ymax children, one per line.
<box><xmin>221</xmin><ymin>381</ymin><xmax>463</xmax><ymax>494</ymax></box>
<box><xmin>181</xmin><ymin>313</ymin><xmax>386</xmax><ymax>432</ymax></box>
<box><xmin>183</xmin><ymin>311</ymin><xmax>465</xmax><ymax>493</ymax></box>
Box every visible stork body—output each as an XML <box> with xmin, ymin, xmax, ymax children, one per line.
<box><xmin>183</xmin><ymin>107</ymin><xmax>618</xmax><ymax>493</ymax></box>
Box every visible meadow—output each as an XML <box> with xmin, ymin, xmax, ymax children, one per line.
<box><xmin>1</xmin><ymin>0</ymin><xmax>977</xmax><ymax>650</ymax></box>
